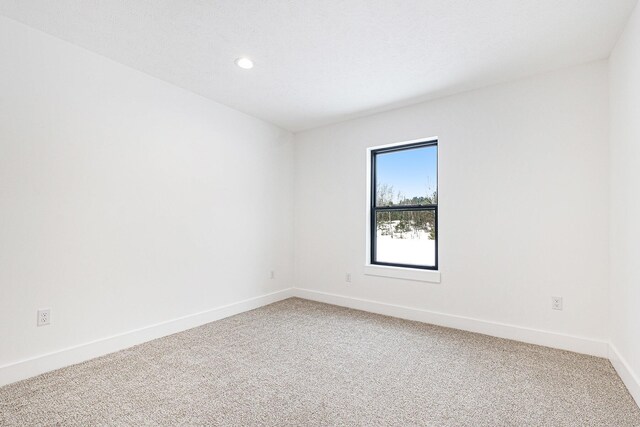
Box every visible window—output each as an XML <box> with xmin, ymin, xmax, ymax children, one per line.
<box><xmin>370</xmin><ymin>140</ymin><xmax>438</xmax><ymax>270</ymax></box>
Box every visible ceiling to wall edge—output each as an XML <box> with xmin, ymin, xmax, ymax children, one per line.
<box><xmin>0</xmin><ymin>12</ymin><xmax>628</xmax><ymax>135</ymax></box>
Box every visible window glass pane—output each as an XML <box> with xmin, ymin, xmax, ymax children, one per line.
<box><xmin>375</xmin><ymin>210</ymin><xmax>436</xmax><ymax>267</ymax></box>
<box><xmin>375</xmin><ymin>145</ymin><xmax>437</xmax><ymax>206</ymax></box>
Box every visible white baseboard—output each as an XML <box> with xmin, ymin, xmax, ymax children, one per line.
<box><xmin>293</xmin><ymin>288</ymin><xmax>609</xmax><ymax>358</ymax></box>
<box><xmin>0</xmin><ymin>288</ymin><xmax>294</xmax><ymax>387</ymax></box>
<box><xmin>609</xmin><ymin>344</ymin><xmax>640</xmax><ymax>408</ymax></box>
<box><xmin>3</xmin><ymin>287</ymin><xmax>627</xmax><ymax>400</ymax></box>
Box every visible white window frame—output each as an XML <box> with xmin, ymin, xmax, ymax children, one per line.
<box><xmin>364</xmin><ymin>137</ymin><xmax>441</xmax><ymax>283</ymax></box>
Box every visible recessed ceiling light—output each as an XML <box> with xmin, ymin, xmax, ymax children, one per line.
<box><xmin>235</xmin><ymin>57</ymin><xmax>254</xmax><ymax>69</ymax></box>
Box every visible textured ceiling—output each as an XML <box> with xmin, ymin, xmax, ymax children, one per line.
<box><xmin>0</xmin><ymin>0</ymin><xmax>637</xmax><ymax>131</ymax></box>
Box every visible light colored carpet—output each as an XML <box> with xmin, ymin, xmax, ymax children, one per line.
<box><xmin>1</xmin><ymin>298</ymin><xmax>638</xmax><ymax>426</ymax></box>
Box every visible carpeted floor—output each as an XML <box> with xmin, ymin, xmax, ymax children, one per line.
<box><xmin>1</xmin><ymin>298</ymin><xmax>639</xmax><ymax>426</ymax></box>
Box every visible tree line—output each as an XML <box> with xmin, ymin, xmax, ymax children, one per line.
<box><xmin>376</xmin><ymin>183</ymin><xmax>437</xmax><ymax>240</ymax></box>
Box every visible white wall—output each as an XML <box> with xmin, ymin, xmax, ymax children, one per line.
<box><xmin>294</xmin><ymin>61</ymin><xmax>610</xmax><ymax>351</ymax></box>
<box><xmin>0</xmin><ymin>16</ymin><xmax>294</xmax><ymax>370</ymax></box>
<box><xmin>609</xmin><ymin>1</ymin><xmax>640</xmax><ymax>402</ymax></box>
<box><xmin>0</xmin><ymin>9</ymin><xmax>627</xmax><ymax>390</ymax></box>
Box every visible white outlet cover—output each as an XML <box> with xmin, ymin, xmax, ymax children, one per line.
<box><xmin>37</xmin><ymin>309</ymin><xmax>51</xmax><ymax>326</ymax></box>
<box><xmin>551</xmin><ymin>297</ymin><xmax>563</xmax><ymax>311</ymax></box>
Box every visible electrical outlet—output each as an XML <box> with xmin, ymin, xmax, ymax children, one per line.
<box><xmin>346</xmin><ymin>273</ymin><xmax>352</xmax><ymax>283</ymax></box>
<box><xmin>37</xmin><ymin>309</ymin><xmax>51</xmax><ymax>326</ymax></box>
<box><xmin>551</xmin><ymin>297</ymin><xmax>563</xmax><ymax>311</ymax></box>
<box><xmin>270</xmin><ymin>270</ymin><xmax>275</xmax><ymax>279</ymax></box>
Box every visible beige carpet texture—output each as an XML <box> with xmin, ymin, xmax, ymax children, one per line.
<box><xmin>1</xmin><ymin>298</ymin><xmax>639</xmax><ymax>426</ymax></box>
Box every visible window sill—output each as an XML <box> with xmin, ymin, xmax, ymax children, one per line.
<box><xmin>364</xmin><ymin>264</ymin><xmax>441</xmax><ymax>283</ymax></box>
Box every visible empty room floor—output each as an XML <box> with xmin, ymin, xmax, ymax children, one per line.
<box><xmin>1</xmin><ymin>298</ymin><xmax>638</xmax><ymax>426</ymax></box>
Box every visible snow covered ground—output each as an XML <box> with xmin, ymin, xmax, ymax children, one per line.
<box><xmin>376</xmin><ymin>230</ymin><xmax>436</xmax><ymax>267</ymax></box>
